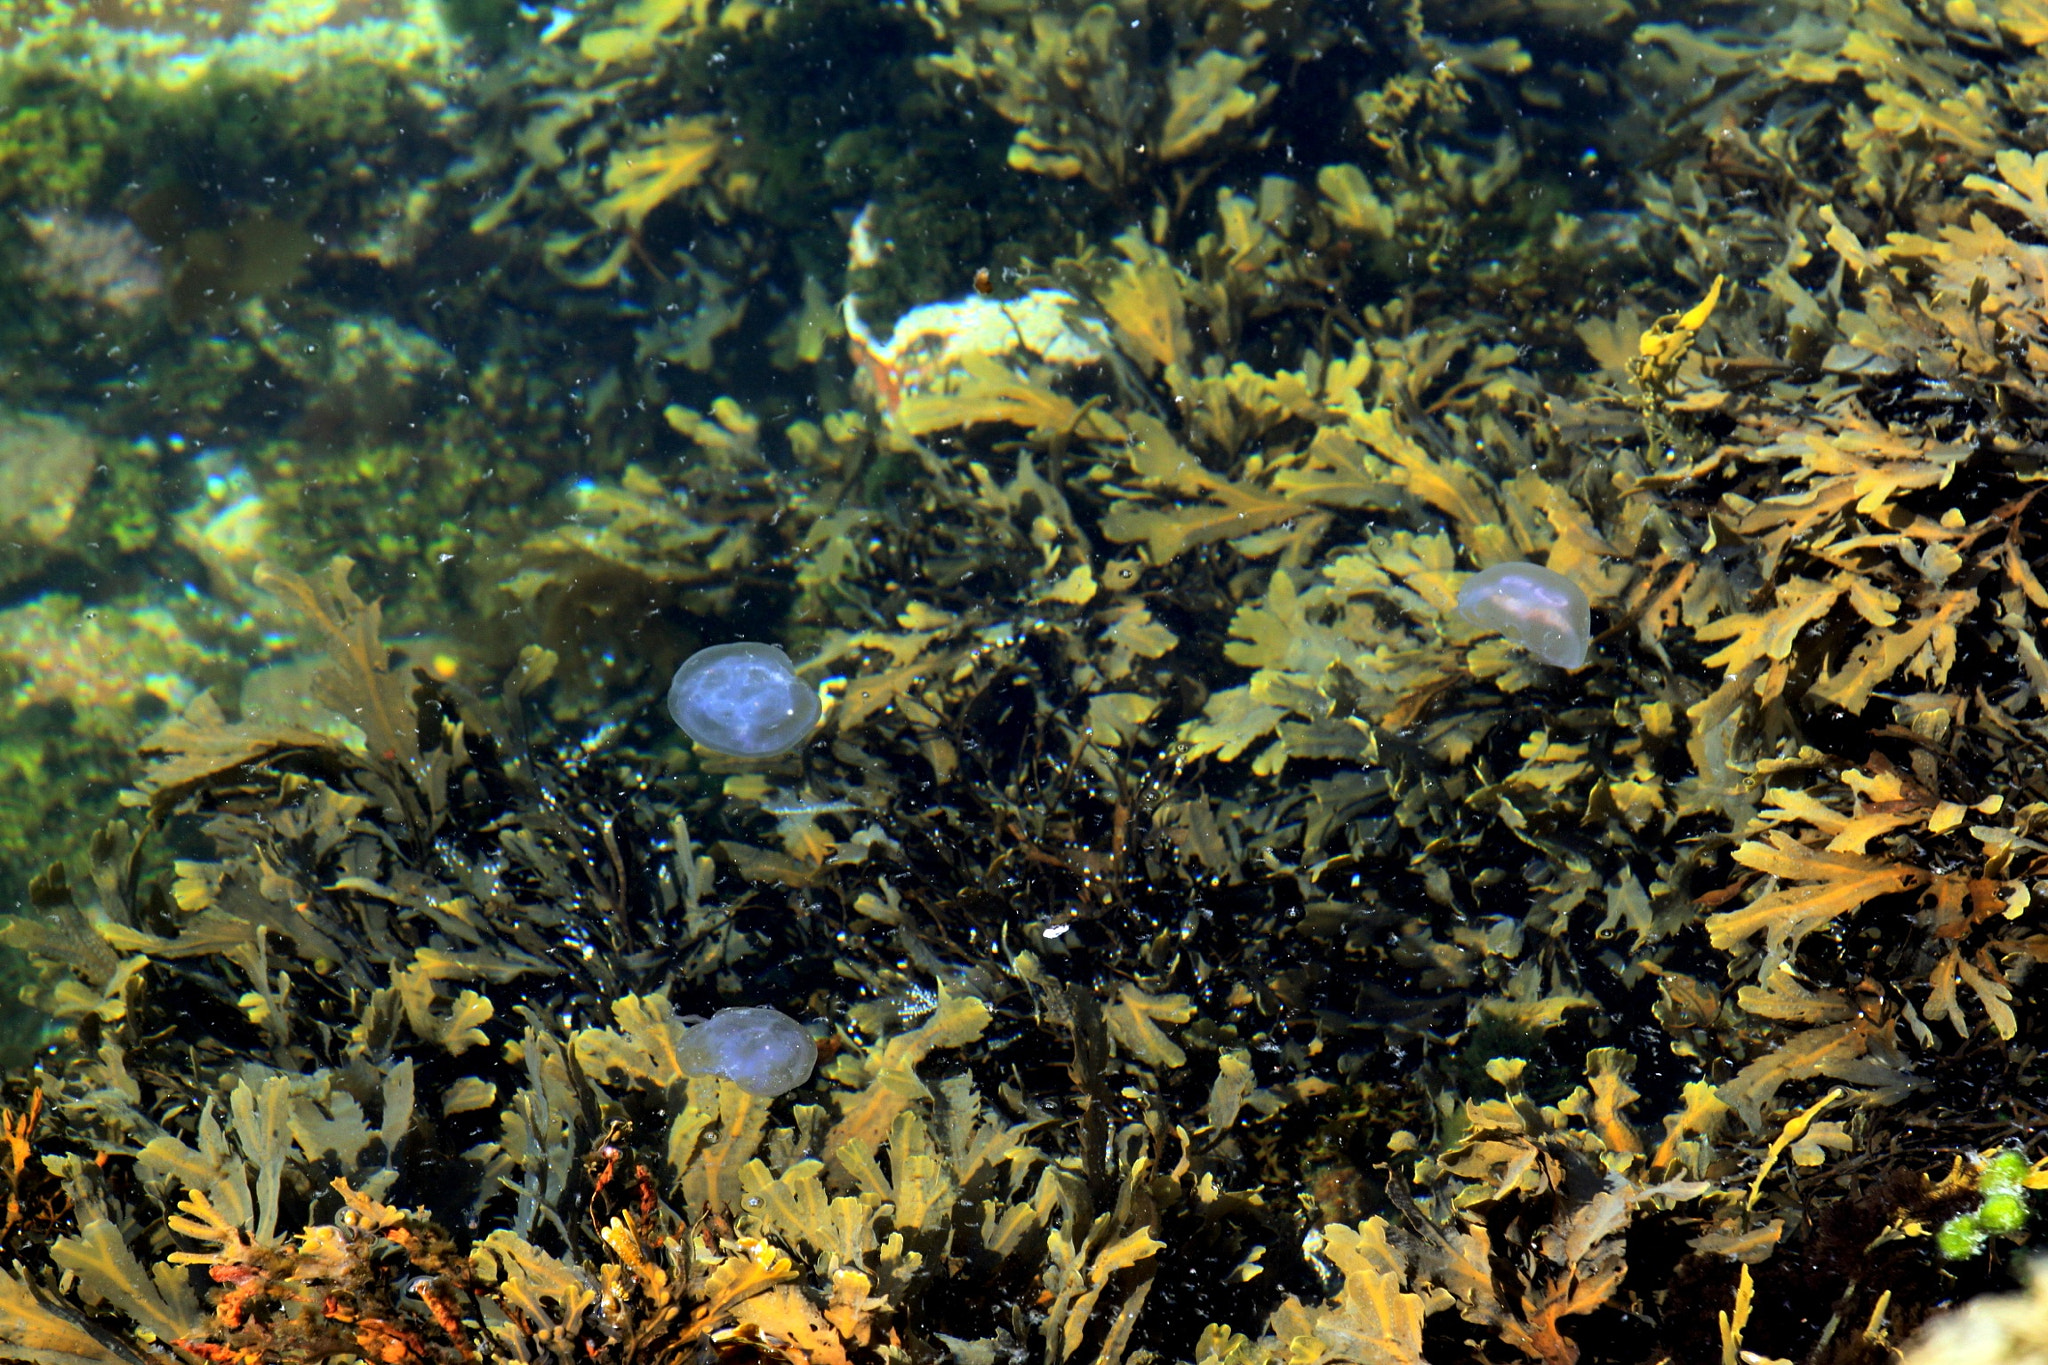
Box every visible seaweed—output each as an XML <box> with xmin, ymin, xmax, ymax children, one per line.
<box><xmin>21</xmin><ymin>0</ymin><xmax>2048</xmax><ymax>1360</ymax></box>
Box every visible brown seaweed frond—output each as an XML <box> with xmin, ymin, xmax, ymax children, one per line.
<box><xmin>253</xmin><ymin>557</ymin><xmax>418</xmax><ymax>773</ymax></box>
<box><xmin>0</xmin><ymin>1265</ymin><xmax>138</xmax><ymax>1365</ymax></box>
<box><xmin>915</xmin><ymin>0</ymin><xmax>1281</xmax><ymax>196</ymax></box>
<box><xmin>128</xmin><ymin>691</ymin><xmax>338</xmax><ymax>817</ymax></box>
<box><xmin>593</xmin><ymin>114</ymin><xmax>724</xmax><ymax>231</ymax></box>
<box><xmin>1200</xmin><ymin>1218</ymin><xmax>1442</xmax><ymax>1365</ymax></box>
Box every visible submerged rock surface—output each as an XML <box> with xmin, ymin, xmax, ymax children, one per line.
<box><xmin>0</xmin><ymin>410</ymin><xmax>94</xmax><ymax>548</ymax></box>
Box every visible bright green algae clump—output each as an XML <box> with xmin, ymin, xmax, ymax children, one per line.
<box><xmin>1940</xmin><ymin>1152</ymin><xmax>2035</xmax><ymax>1262</ymax></box>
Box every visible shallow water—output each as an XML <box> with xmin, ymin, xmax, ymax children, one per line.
<box><xmin>0</xmin><ymin>3</ymin><xmax>2043</xmax><ymax>1362</ymax></box>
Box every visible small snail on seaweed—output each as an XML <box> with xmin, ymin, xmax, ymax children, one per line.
<box><xmin>667</xmin><ymin>642</ymin><xmax>821</xmax><ymax>758</ymax></box>
<box><xmin>1455</xmin><ymin>561</ymin><xmax>1593</xmax><ymax>669</ymax></box>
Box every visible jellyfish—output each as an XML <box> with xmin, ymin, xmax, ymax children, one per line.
<box><xmin>1456</xmin><ymin>562</ymin><xmax>1592</xmax><ymax>669</ymax></box>
<box><xmin>667</xmin><ymin>642</ymin><xmax>821</xmax><ymax>758</ymax></box>
<box><xmin>675</xmin><ymin>1007</ymin><xmax>816</xmax><ymax>1097</ymax></box>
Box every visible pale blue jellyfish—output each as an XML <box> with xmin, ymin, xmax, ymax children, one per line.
<box><xmin>667</xmin><ymin>642</ymin><xmax>821</xmax><ymax>758</ymax></box>
<box><xmin>676</xmin><ymin>1007</ymin><xmax>816</xmax><ymax>1097</ymax></box>
<box><xmin>1456</xmin><ymin>562</ymin><xmax>1592</xmax><ymax>669</ymax></box>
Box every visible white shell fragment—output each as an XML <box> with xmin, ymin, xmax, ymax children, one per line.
<box><xmin>852</xmin><ymin>288</ymin><xmax>1110</xmax><ymax>373</ymax></box>
<box><xmin>675</xmin><ymin>1007</ymin><xmax>817</xmax><ymax>1097</ymax></box>
<box><xmin>1456</xmin><ymin>562</ymin><xmax>1593</xmax><ymax>669</ymax></box>
<box><xmin>667</xmin><ymin>642</ymin><xmax>821</xmax><ymax>759</ymax></box>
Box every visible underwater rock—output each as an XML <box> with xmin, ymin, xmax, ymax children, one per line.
<box><xmin>1456</xmin><ymin>561</ymin><xmax>1592</xmax><ymax>669</ymax></box>
<box><xmin>844</xmin><ymin>280</ymin><xmax>1109</xmax><ymax>406</ymax></box>
<box><xmin>668</xmin><ymin>642</ymin><xmax>820</xmax><ymax>758</ymax></box>
<box><xmin>0</xmin><ymin>594</ymin><xmax>213</xmax><ymax>735</ymax></box>
<box><xmin>172</xmin><ymin>460</ymin><xmax>273</xmax><ymax>602</ymax></box>
<box><xmin>853</xmin><ymin>287</ymin><xmax>1109</xmax><ymax>371</ymax></box>
<box><xmin>0</xmin><ymin>409</ymin><xmax>96</xmax><ymax>547</ymax></box>
<box><xmin>0</xmin><ymin>0</ymin><xmax>461</xmax><ymax>89</ymax></box>
<box><xmin>675</xmin><ymin>1006</ymin><xmax>816</xmax><ymax>1097</ymax></box>
<box><xmin>19</xmin><ymin>209</ymin><xmax>162</xmax><ymax>315</ymax></box>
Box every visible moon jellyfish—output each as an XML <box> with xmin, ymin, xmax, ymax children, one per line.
<box><xmin>1456</xmin><ymin>562</ymin><xmax>1592</xmax><ymax>669</ymax></box>
<box><xmin>667</xmin><ymin>642</ymin><xmax>821</xmax><ymax>758</ymax></box>
<box><xmin>675</xmin><ymin>1007</ymin><xmax>816</xmax><ymax>1097</ymax></box>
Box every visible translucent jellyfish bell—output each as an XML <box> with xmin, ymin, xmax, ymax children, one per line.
<box><xmin>675</xmin><ymin>1007</ymin><xmax>816</xmax><ymax>1097</ymax></box>
<box><xmin>667</xmin><ymin>642</ymin><xmax>821</xmax><ymax>759</ymax></box>
<box><xmin>1456</xmin><ymin>562</ymin><xmax>1593</xmax><ymax>669</ymax></box>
